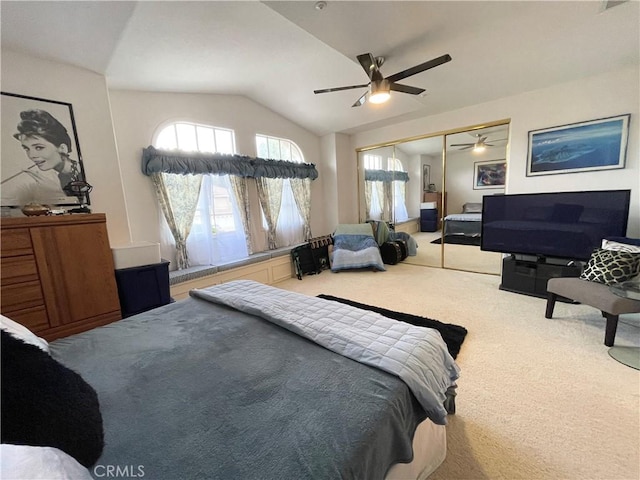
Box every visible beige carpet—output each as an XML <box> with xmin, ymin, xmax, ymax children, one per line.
<box><xmin>404</xmin><ymin>231</ymin><xmax>502</xmax><ymax>275</ymax></box>
<box><xmin>276</xmin><ymin>264</ymin><xmax>640</xmax><ymax>480</ymax></box>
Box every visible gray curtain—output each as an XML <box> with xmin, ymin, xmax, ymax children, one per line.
<box><xmin>150</xmin><ymin>172</ymin><xmax>202</xmax><ymax>269</ymax></box>
<box><xmin>143</xmin><ymin>146</ymin><xmax>318</xmax><ymax>179</ymax></box>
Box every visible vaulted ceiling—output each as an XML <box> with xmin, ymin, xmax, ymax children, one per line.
<box><xmin>2</xmin><ymin>1</ymin><xmax>638</xmax><ymax>136</ymax></box>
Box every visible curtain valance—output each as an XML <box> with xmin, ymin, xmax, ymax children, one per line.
<box><xmin>141</xmin><ymin>146</ymin><xmax>318</xmax><ymax>180</ymax></box>
<box><xmin>364</xmin><ymin>169</ymin><xmax>409</xmax><ymax>183</ymax></box>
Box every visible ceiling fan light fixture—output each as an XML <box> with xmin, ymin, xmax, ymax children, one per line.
<box><xmin>369</xmin><ymin>80</ymin><xmax>391</xmax><ymax>104</ymax></box>
<box><xmin>472</xmin><ymin>144</ymin><xmax>486</xmax><ymax>153</ymax></box>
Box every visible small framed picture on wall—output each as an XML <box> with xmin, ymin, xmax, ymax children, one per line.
<box><xmin>423</xmin><ymin>164</ymin><xmax>431</xmax><ymax>191</ymax></box>
<box><xmin>474</xmin><ymin>159</ymin><xmax>506</xmax><ymax>190</ymax></box>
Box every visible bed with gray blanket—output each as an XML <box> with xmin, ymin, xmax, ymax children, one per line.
<box><xmin>444</xmin><ymin>202</ymin><xmax>483</xmax><ymax>237</ymax></box>
<box><xmin>50</xmin><ymin>281</ymin><xmax>459</xmax><ymax>479</ymax></box>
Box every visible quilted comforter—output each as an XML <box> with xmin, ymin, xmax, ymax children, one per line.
<box><xmin>191</xmin><ymin>280</ymin><xmax>460</xmax><ymax>425</ymax></box>
<box><xmin>331</xmin><ymin>223</ymin><xmax>386</xmax><ymax>272</ymax></box>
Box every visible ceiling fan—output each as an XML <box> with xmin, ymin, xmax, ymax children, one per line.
<box><xmin>451</xmin><ymin>133</ymin><xmax>508</xmax><ymax>152</ymax></box>
<box><xmin>314</xmin><ymin>53</ymin><xmax>452</xmax><ymax>107</ymax></box>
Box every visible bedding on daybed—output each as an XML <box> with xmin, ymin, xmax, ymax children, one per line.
<box><xmin>331</xmin><ymin>223</ymin><xmax>386</xmax><ymax>272</ymax></box>
<box><xmin>42</xmin><ymin>282</ymin><xmax>459</xmax><ymax>480</ymax></box>
<box><xmin>444</xmin><ymin>202</ymin><xmax>483</xmax><ymax>237</ymax></box>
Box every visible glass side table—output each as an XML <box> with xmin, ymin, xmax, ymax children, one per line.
<box><xmin>608</xmin><ymin>280</ymin><xmax>640</xmax><ymax>370</ymax></box>
<box><xmin>609</xmin><ymin>280</ymin><xmax>640</xmax><ymax>301</ymax></box>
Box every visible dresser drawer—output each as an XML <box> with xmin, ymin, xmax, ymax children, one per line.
<box><xmin>1</xmin><ymin>280</ymin><xmax>44</xmax><ymax>313</ymax></box>
<box><xmin>3</xmin><ymin>306</ymin><xmax>49</xmax><ymax>333</ymax></box>
<box><xmin>1</xmin><ymin>255</ymin><xmax>39</xmax><ymax>284</ymax></box>
<box><xmin>0</xmin><ymin>228</ymin><xmax>33</xmax><ymax>257</ymax></box>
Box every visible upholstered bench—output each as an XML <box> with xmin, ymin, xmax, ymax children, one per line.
<box><xmin>545</xmin><ymin>277</ymin><xmax>640</xmax><ymax>346</ymax></box>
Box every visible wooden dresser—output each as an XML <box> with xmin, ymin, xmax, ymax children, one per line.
<box><xmin>1</xmin><ymin>213</ymin><xmax>122</xmax><ymax>340</ymax></box>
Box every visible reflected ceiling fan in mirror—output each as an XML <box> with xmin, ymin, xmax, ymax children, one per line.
<box><xmin>451</xmin><ymin>133</ymin><xmax>508</xmax><ymax>153</ymax></box>
<box><xmin>314</xmin><ymin>53</ymin><xmax>452</xmax><ymax>107</ymax></box>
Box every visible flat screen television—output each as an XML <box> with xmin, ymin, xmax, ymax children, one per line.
<box><xmin>481</xmin><ymin>189</ymin><xmax>631</xmax><ymax>262</ymax></box>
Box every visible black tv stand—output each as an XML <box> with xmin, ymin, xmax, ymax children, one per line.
<box><xmin>500</xmin><ymin>255</ymin><xmax>582</xmax><ymax>299</ymax></box>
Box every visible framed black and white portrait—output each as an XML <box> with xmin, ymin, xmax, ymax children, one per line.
<box><xmin>1</xmin><ymin>92</ymin><xmax>90</xmax><ymax>207</ymax></box>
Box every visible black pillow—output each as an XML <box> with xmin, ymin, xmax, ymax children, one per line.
<box><xmin>580</xmin><ymin>248</ymin><xmax>640</xmax><ymax>285</ymax></box>
<box><xmin>0</xmin><ymin>330</ymin><xmax>104</xmax><ymax>468</ymax></box>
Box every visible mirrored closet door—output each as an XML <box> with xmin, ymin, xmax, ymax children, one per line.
<box><xmin>356</xmin><ymin>119</ymin><xmax>510</xmax><ymax>275</ymax></box>
<box><xmin>442</xmin><ymin>124</ymin><xmax>508</xmax><ymax>274</ymax></box>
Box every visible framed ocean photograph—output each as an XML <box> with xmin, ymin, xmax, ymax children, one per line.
<box><xmin>473</xmin><ymin>159</ymin><xmax>506</xmax><ymax>190</ymax></box>
<box><xmin>1</xmin><ymin>92</ymin><xmax>90</xmax><ymax>207</ymax></box>
<box><xmin>526</xmin><ymin>114</ymin><xmax>630</xmax><ymax>177</ymax></box>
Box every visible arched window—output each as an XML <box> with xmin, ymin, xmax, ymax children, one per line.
<box><xmin>362</xmin><ymin>154</ymin><xmax>408</xmax><ymax>223</ymax></box>
<box><xmin>255</xmin><ymin>134</ymin><xmax>305</xmax><ymax>246</ymax></box>
<box><xmin>154</xmin><ymin>122</ymin><xmax>248</xmax><ymax>266</ymax></box>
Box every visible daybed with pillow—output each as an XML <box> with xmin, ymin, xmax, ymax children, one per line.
<box><xmin>443</xmin><ymin>202</ymin><xmax>483</xmax><ymax>237</ymax></box>
<box><xmin>331</xmin><ymin>223</ymin><xmax>386</xmax><ymax>272</ymax></box>
<box><xmin>2</xmin><ymin>281</ymin><xmax>461</xmax><ymax>480</ymax></box>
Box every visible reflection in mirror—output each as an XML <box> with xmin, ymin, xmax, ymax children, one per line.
<box><xmin>394</xmin><ymin>136</ymin><xmax>445</xmax><ymax>269</ymax></box>
<box><xmin>356</xmin><ymin>120</ymin><xmax>509</xmax><ymax>274</ymax></box>
<box><xmin>358</xmin><ymin>146</ymin><xmax>411</xmax><ymax>225</ymax></box>
<box><xmin>442</xmin><ymin>124</ymin><xmax>509</xmax><ymax>274</ymax></box>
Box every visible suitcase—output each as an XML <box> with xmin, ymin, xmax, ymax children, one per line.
<box><xmin>380</xmin><ymin>241</ymin><xmax>402</xmax><ymax>265</ymax></box>
<box><xmin>395</xmin><ymin>240</ymin><xmax>408</xmax><ymax>261</ymax></box>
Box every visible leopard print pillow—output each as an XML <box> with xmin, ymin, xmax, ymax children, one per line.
<box><xmin>580</xmin><ymin>248</ymin><xmax>640</xmax><ymax>285</ymax></box>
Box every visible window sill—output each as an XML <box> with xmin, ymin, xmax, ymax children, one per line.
<box><xmin>168</xmin><ymin>245</ymin><xmax>298</xmax><ymax>286</ymax></box>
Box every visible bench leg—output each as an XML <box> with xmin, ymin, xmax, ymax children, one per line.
<box><xmin>603</xmin><ymin>313</ymin><xmax>619</xmax><ymax>347</ymax></box>
<box><xmin>545</xmin><ymin>293</ymin><xmax>558</xmax><ymax>319</ymax></box>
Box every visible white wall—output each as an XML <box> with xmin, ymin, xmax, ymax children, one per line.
<box><xmin>1</xmin><ymin>51</ymin><xmax>131</xmax><ymax>244</ymax></box>
<box><xmin>349</xmin><ymin>66</ymin><xmax>640</xmax><ymax>236</ymax></box>
<box><xmin>107</xmin><ymin>90</ymin><xmax>329</xmax><ymax>249</ymax></box>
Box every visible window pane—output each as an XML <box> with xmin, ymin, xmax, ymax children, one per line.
<box><xmin>291</xmin><ymin>146</ymin><xmax>302</xmax><ymax>163</ymax></box>
<box><xmin>176</xmin><ymin>123</ymin><xmax>198</xmax><ymax>151</ymax></box>
<box><xmin>196</xmin><ymin>126</ymin><xmax>216</xmax><ymax>153</ymax></box>
<box><xmin>256</xmin><ymin>136</ymin><xmax>268</xmax><ymax>158</ymax></box>
<box><xmin>209</xmin><ymin>175</ymin><xmax>236</xmax><ymax>233</ymax></box>
<box><xmin>268</xmin><ymin>138</ymin><xmax>281</xmax><ymax>159</ymax></box>
<box><xmin>215</xmin><ymin>129</ymin><xmax>234</xmax><ymax>154</ymax></box>
<box><xmin>280</xmin><ymin>141</ymin><xmax>291</xmax><ymax>161</ymax></box>
<box><xmin>156</xmin><ymin>125</ymin><xmax>177</xmax><ymax>150</ymax></box>
<box><xmin>364</xmin><ymin>154</ymin><xmax>382</xmax><ymax>169</ymax></box>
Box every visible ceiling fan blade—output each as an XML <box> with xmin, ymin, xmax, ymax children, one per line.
<box><xmin>385</xmin><ymin>54</ymin><xmax>452</xmax><ymax>83</ymax></box>
<box><xmin>450</xmin><ymin>143</ymin><xmax>473</xmax><ymax>147</ymax></box>
<box><xmin>357</xmin><ymin>53</ymin><xmax>384</xmax><ymax>82</ymax></box>
<box><xmin>314</xmin><ymin>84</ymin><xmax>370</xmax><ymax>94</ymax></box>
<box><xmin>389</xmin><ymin>83</ymin><xmax>425</xmax><ymax>95</ymax></box>
<box><xmin>457</xmin><ymin>145</ymin><xmax>474</xmax><ymax>150</ymax></box>
<box><xmin>352</xmin><ymin>92</ymin><xmax>367</xmax><ymax>108</ymax></box>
